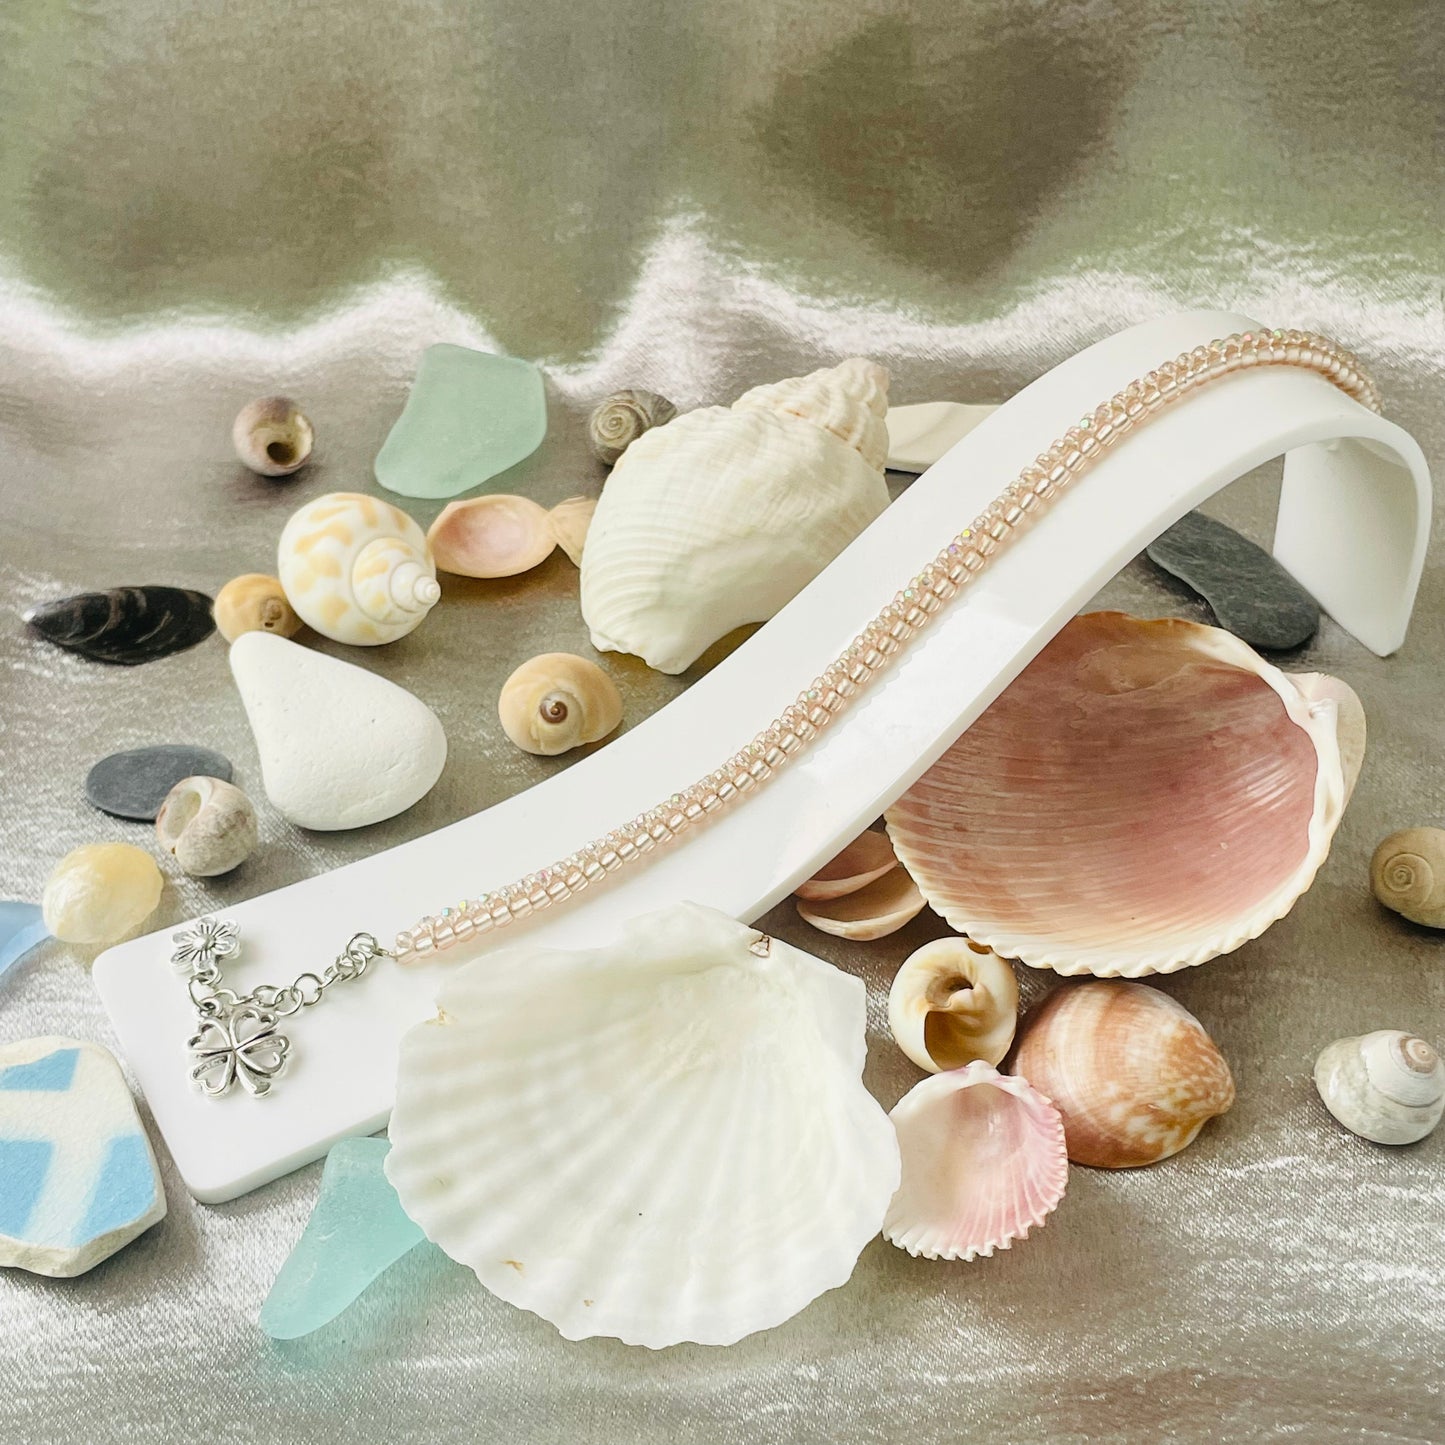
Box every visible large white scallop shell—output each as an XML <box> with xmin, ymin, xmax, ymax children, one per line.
<box><xmin>278</xmin><ymin>492</ymin><xmax>441</xmax><ymax>645</ymax></box>
<box><xmin>580</xmin><ymin>358</ymin><xmax>892</xmax><ymax>674</ymax></box>
<box><xmin>882</xmin><ymin>1062</ymin><xmax>1067</xmax><ymax>1261</ymax></box>
<box><xmin>385</xmin><ymin>902</ymin><xmax>900</xmax><ymax>1348</ymax></box>
<box><xmin>887</xmin><ymin>611</ymin><xmax>1364</xmax><ymax>977</ymax></box>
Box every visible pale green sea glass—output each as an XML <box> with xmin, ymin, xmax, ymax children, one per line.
<box><xmin>374</xmin><ymin>343</ymin><xmax>547</xmax><ymax>499</ymax></box>
<box><xmin>259</xmin><ymin>1136</ymin><xmax>424</xmax><ymax>1340</ymax></box>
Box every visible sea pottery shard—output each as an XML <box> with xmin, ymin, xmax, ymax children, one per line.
<box><xmin>0</xmin><ymin>1037</ymin><xmax>166</xmax><ymax>1276</ymax></box>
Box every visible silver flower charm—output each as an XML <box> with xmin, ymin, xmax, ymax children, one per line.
<box><xmin>188</xmin><ymin>1005</ymin><xmax>291</xmax><ymax>1098</ymax></box>
<box><xmin>171</xmin><ymin>916</ymin><xmax>241</xmax><ymax>974</ymax></box>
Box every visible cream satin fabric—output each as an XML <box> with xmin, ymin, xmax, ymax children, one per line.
<box><xmin>0</xmin><ymin>1</ymin><xmax>1440</xmax><ymax>1440</ymax></box>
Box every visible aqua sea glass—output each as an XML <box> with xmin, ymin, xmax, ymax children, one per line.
<box><xmin>0</xmin><ymin>902</ymin><xmax>48</xmax><ymax>988</ymax></box>
<box><xmin>259</xmin><ymin>1136</ymin><xmax>424</xmax><ymax>1340</ymax></box>
<box><xmin>374</xmin><ymin>343</ymin><xmax>547</xmax><ymax>499</ymax></box>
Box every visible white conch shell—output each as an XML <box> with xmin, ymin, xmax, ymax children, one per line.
<box><xmin>888</xmin><ymin>938</ymin><xmax>1019</xmax><ymax>1072</ymax></box>
<box><xmin>580</xmin><ymin>358</ymin><xmax>892</xmax><ymax>674</ymax></box>
<box><xmin>882</xmin><ymin>1062</ymin><xmax>1067</xmax><ymax>1262</ymax></box>
<box><xmin>888</xmin><ymin>612</ymin><xmax>1363</xmax><ymax>977</ymax></box>
<box><xmin>385</xmin><ymin>902</ymin><xmax>900</xmax><ymax>1348</ymax></box>
<box><xmin>278</xmin><ymin>492</ymin><xmax>440</xmax><ymax>645</ymax></box>
<box><xmin>1314</xmin><ymin>1030</ymin><xmax>1444</xmax><ymax>1145</ymax></box>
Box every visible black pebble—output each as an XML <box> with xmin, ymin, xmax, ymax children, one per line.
<box><xmin>85</xmin><ymin>745</ymin><xmax>234</xmax><ymax>821</ymax></box>
<box><xmin>24</xmin><ymin>586</ymin><xmax>215</xmax><ymax>664</ymax></box>
<box><xmin>1146</xmin><ymin>511</ymin><xmax>1320</xmax><ymax>651</ymax></box>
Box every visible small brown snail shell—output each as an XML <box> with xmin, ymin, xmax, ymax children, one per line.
<box><xmin>586</xmin><ymin>389</ymin><xmax>678</xmax><ymax>466</ymax></box>
<box><xmin>498</xmin><ymin>653</ymin><xmax>623</xmax><ymax>756</ymax></box>
<box><xmin>156</xmin><ymin>776</ymin><xmax>259</xmax><ymax>877</ymax></box>
<box><xmin>214</xmin><ymin>574</ymin><xmax>302</xmax><ymax>643</ymax></box>
<box><xmin>1370</xmin><ymin>827</ymin><xmax>1445</xmax><ymax>928</ymax></box>
<box><xmin>233</xmin><ymin>396</ymin><xmax>314</xmax><ymax>476</ymax></box>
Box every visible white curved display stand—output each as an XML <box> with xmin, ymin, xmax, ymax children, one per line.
<box><xmin>94</xmin><ymin>310</ymin><xmax>1431</xmax><ymax>1201</ymax></box>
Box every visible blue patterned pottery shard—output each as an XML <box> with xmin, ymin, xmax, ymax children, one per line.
<box><xmin>0</xmin><ymin>1037</ymin><xmax>166</xmax><ymax>1277</ymax></box>
<box><xmin>260</xmin><ymin>1136</ymin><xmax>425</xmax><ymax>1340</ymax></box>
<box><xmin>0</xmin><ymin>902</ymin><xmax>49</xmax><ymax>986</ymax></box>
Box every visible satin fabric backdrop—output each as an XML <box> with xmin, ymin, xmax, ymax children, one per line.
<box><xmin>0</xmin><ymin>2</ymin><xmax>1441</xmax><ymax>1441</ymax></box>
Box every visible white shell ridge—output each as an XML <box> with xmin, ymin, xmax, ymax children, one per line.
<box><xmin>385</xmin><ymin>902</ymin><xmax>900</xmax><ymax>1348</ymax></box>
<box><xmin>1314</xmin><ymin>1030</ymin><xmax>1444</xmax><ymax>1146</ymax></box>
<box><xmin>580</xmin><ymin>359</ymin><xmax>892</xmax><ymax>674</ymax></box>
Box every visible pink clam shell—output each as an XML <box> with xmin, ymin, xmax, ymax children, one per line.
<box><xmin>883</xmin><ymin>1062</ymin><xmax>1067</xmax><ymax>1262</ymax></box>
<box><xmin>427</xmin><ymin>495</ymin><xmax>556</xmax><ymax>579</ymax></box>
<box><xmin>887</xmin><ymin>612</ymin><xmax>1358</xmax><ymax>977</ymax></box>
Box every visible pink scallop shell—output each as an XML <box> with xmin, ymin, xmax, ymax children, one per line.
<box><xmin>883</xmin><ymin>1062</ymin><xmax>1067</xmax><ymax>1261</ymax></box>
<box><xmin>887</xmin><ymin>611</ymin><xmax>1361</xmax><ymax>977</ymax></box>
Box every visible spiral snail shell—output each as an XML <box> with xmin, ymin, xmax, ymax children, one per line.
<box><xmin>1370</xmin><ymin>827</ymin><xmax>1445</xmax><ymax>928</ymax></box>
<box><xmin>214</xmin><ymin>574</ymin><xmax>301</xmax><ymax>643</ymax></box>
<box><xmin>233</xmin><ymin>396</ymin><xmax>313</xmax><ymax>477</ymax></box>
<box><xmin>587</xmin><ymin>389</ymin><xmax>678</xmax><ymax>466</ymax></box>
<box><xmin>1314</xmin><ymin>1030</ymin><xmax>1444</xmax><ymax>1145</ymax></box>
<box><xmin>888</xmin><ymin>937</ymin><xmax>1019</xmax><ymax>1072</ymax></box>
<box><xmin>497</xmin><ymin>653</ymin><xmax>623</xmax><ymax>756</ymax></box>
<box><xmin>278</xmin><ymin>492</ymin><xmax>441</xmax><ymax>646</ymax></box>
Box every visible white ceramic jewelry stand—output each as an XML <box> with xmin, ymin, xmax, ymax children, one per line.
<box><xmin>94</xmin><ymin>311</ymin><xmax>1431</xmax><ymax>1201</ymax></box>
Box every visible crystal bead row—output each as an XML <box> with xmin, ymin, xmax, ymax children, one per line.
<box><xmin>394</xmin><ymin>330</ymin><xmax>1378</xmax><ymax>963</ymax></box>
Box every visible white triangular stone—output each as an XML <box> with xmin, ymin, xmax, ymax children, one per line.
<box><xmin>230</xmin><ymin>633</ymin><xmax>447</xmax><ymax>830</ymax></box>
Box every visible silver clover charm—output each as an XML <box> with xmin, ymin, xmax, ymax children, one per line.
<box><xmin>187</xmin><ymin>1005</ymin><xmax>291</xmax><ymax>1098</ymax></box>
<box><xmin>171</xmin><ymin>916</ymin><xmax>241</xmax><ymax>975</ymax></box>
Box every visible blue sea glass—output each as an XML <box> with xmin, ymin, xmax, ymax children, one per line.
<box><xmin>373</xmin><ymin>343</ymin><xmax>547</xmax><ymax>499</ymax></box>
<box><xmin>259</xmin><ymin>1136</ymin><xmax>425</xmax><ymax>1340</ymax></box>
<box><xmin>0</xmin><ymin>902</ymin><xmax>48</xmax><ymax>988</ymax></box>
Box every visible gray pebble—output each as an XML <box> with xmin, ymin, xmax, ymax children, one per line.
<box><xmin>1146</xmin><ymin>510</ymin><xmax>1320</xmax><ymax>651</ymax></box>
<box><xmin>85</xmin><ymin>745</ymin><xmax>233</xmax><ymax>821</ymax></box>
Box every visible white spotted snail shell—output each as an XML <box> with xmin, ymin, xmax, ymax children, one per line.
<box><xmin>587</xmin><ymin>389</ymin><xmax>678</xmax><ymax>466</ymax></box>
<box><xmin>278</xmin><ymin>492</ymin><xmax>441</xmax><ymax>646</ymax></box>
<box><xmin>1370</xmin><ymin>827</ymin><xmax>1445</xmax><ymax>928</ymax></box>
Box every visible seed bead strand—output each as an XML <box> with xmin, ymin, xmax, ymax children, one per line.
<box><xmin>394</xmin><ymin>330</ymin><xmax>1379</xmax><ymax>964</ymax></box>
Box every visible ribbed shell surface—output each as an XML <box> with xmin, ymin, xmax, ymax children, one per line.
<box><xmin>385</xmin><ymin>903</ymin><xmax>901</xmax><ymax>1348</ymax></box>
<box><xmin>580</xmin><ymin>405</ymin><xmax>890</xmax><ymax>673</ymax></box>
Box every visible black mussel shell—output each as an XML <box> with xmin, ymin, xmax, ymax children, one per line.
<box><xmin>24</xmin><ymin>586</ymin><xmax>216</xmax><ymax>664</ymax></box>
